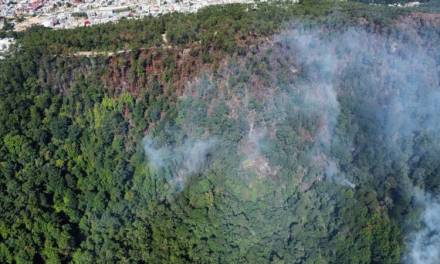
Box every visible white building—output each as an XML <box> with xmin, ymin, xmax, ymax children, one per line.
<box><xmin>0</xmin><ymin>37</ymin><xmax>15</xmax><ymax>59</ymax></box>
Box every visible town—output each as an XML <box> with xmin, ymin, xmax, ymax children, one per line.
<box><xmin>0</xmin><ymin>0</ymin><xmax>263</xmax><ymax>31</ymax></box>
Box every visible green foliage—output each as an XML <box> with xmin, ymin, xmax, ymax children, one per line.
<box><xmin>13</xmin><ymin>1</ymin><xmax>405</xmax><ymax>56</ymax></box>
<box><xmin>1</xmin><ymin>1</ymin><xmax>436</xmax><ymax>263</ymax></box>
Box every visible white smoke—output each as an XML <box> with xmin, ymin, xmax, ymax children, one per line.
<box><xmin>143</xmin><ymin>22</ymin><xmax>439</xmax><ymax>259</ymax></box>
<box><xmin>282</xmin><ymin>27</ymin><xmax>356</xmax><ymax>188</ymax></box>
<box><xmin>143</xmin><ymin>136</ymin><xmax>217</xmax><ymax>190</ymax></box>
<box><xmin>406</xmin><ymin>191</ymin><xmax>440</xmax><ymax>264</ymax></box>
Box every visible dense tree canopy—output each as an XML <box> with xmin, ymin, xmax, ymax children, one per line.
<box><xmin>1</xmin><ymin>1</ymin><xmax>440</xmax><ymax>263</ymax></box>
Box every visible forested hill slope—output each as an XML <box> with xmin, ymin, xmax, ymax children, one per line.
<box><xmin>1</xmin><ymin>1</ymin><xmax>440</xmax><ymax>263</ymax></box>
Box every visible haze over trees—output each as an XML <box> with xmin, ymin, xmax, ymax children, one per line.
<box><xmin>1</xmin><ymin>1</ymin><xmax>440</xmax><ymax>263</ymax></box>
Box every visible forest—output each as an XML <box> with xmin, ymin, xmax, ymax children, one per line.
<box><xmin>1</xmin><ymin>0</ymin><xmax>440</xmax><ymax>263</ymax></box>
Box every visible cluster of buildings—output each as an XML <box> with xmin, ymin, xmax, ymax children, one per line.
<box><xmin>0</xmin><ymin>0</ymin><xmax>262</xmax><ymax>31</ymax></box>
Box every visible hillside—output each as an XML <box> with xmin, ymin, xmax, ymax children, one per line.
<box><xmin>1</xmin><ymin>1</ymin><xmax>440</xmax><ymax>263</ymax></box>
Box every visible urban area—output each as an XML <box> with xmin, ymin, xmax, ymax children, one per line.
<box><xmin>0</xmin><ymin>0</ymin><xmax>261</xmax><ymax>31</ymax></box>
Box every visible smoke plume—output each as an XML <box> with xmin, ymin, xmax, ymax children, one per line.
<box><xmin>143</xmin><ymin>19</ymin><xmax>440</xmax><ymax>260</ymax></box>
<box><xmin>143</xmin><ymin>136</ymin><xmax>217</xmax><ymax>191</ymax></box>
<box><xmin>406</xmin><ymin>192</ymin><xmax>440</xmax><ymax>264</ymax></box>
